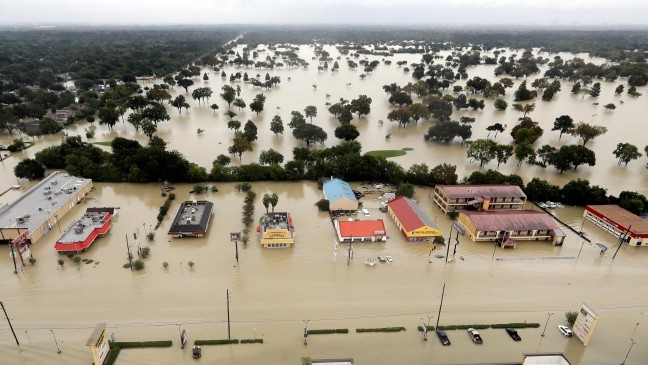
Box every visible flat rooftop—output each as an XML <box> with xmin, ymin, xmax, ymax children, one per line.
<box><xmin>0</xmin><ymin>171</ymin><xmax>91</xmax><ymax>232</ymax></box>
<box><xmin>261</xmin><ymin>212</ymin><xmax>292</xmax><ymax>230</ymax></box>
<box><xmin>168</xmin><ymin>201</ymin><xmax>213</xmax><ymax>235</ymax></box>
<box><xmin>57</xmin><ymin>208</ymin><xmax>113</xmax><ymax>244</ymax></box>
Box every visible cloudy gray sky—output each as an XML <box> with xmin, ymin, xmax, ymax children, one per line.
<box><xmin>0</xmin><ymin>0</ymin><xmax>646</xmax><ymax>26</ymax></box>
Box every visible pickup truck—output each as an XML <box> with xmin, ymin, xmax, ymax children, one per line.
<box><xmin>467</xmin><ymin>328</ymin><xmax>483</xmax><ymax>344</ymax></box>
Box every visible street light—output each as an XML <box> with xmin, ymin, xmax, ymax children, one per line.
<box><xmin>303</xmin><ymin>320</ymin><xmax>310</xmax><ymax>345</ymax></box>
<box><xmin>621</xmin><ymin>339</ymin><xmax>637</xmax><ymax>365</ymax></box>
<box><xmin>541</xmin><ymin>312</ymin><xmax>553</xmax><ymax>337</ymax></box>
<box><xmin>50</xmin><ymin>330</ymin><xmax>61</xmax><ymax>354</ymax></box>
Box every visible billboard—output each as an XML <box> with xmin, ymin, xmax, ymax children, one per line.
<box><xmin>573</xmin><ymin>303</ymin><xmax>599</xmax><ymax>346</ymax></box>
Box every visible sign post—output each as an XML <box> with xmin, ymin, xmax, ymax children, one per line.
<box><xmin>230</xmin><ymin>231</ymin><xmax>241</xmax><ymax>262</ymax></box>
<box><xmin>573</xmin><ymin>303</ymin><xmax>599</xmax><ymax>346</ymax></box>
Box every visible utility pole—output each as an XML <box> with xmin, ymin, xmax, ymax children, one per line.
<box><xmin>347</xmin><ymin>237</ymin><xmax>353</xmax><ymax>266</ymax></box>
<box><xmin>541</xmin><ymin>312</ymin><xmax>553</xmax><ymax>337</ymax></box>
<box><xmin>452</xmin><ymin>230</ymin><xmax>460</xmax><ymax>259</ymax></box>
<box><xmin>226</xmin><ymin>289</ymin><xmax>231</xmax><ymax>340</ymax></box>
<box><xmin>0</xmin><ymin>301</ymin><xmax>20</xmax><ymax>346</ymax></box>
<box><xmin>613</xmin><ymin>225</ymin><xmax>632</xmax><ymax>260</ymax></box>
<box><xmin>445</xmin><ymin>223</ymin><xmax>454</xmax><ymax>262</ymax></box>
<box><xmin>435</xmin><ymin>283</ymin><xmax>446</xmax><ymax>331</ymax></box>
<box><xmin>126</xmin><ymin>234</ymin><xmax>133</xmax><ymax>270</ymax></box>
<box><xmin>621</xmin><ymin>339</ymin><xmax>636</xmax><ymax>365</ymax></box>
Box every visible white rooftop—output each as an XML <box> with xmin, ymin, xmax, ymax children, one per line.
<box><xmin>523</xmin><ymin>354</ymin><xmax>572</xmax><ymax>365</ymax></box>
<box><xmin>0</xmin><ymin>171</ymin><xmax>91</xmax><ymax>232</ymax></box>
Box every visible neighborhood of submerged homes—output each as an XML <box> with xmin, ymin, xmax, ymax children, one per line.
<box><xmin>2</xmin><ymin>173</ymin><xmax>648</xmax><ymax>263</ymax></box>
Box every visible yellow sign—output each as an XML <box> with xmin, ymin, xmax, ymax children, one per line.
<box><xmin>263</xmin><ymin>230</ymin><xmax>291</xmax><ymax>239</ymax></box>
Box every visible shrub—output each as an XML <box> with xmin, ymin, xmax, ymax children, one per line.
<box><xmin>111</xmin><ymin>341</ymin><xmax>172</xmax><ymax>348</ymax></box>
<box><xmin>146</xmin><ymin>231</ymin><xmax>155</xmax><ymax>241</ymax></box>
<box><xmin>565</xmin><ymin>311</ymin><xmax>578</xmax><ymax>326</ymax></box>
<box><xmin>28</xmin><ymin>257</ymin><xmax>37</xmax><ymax>265</ymax></box>
<box><xmin>72</xmin><ymin>256</ymin><xmax>82</xmax><ymax>265</ymax></box>
<box><xmin>187</xmin><ymin>261</ymin><xmax>195</xmax><ymax>268</ymax></box>
<box><xmin>315</xmin><ymin>199</ymin><xmax>329</xmax><ymax>211</ymax></box>
<box><xmin>57</xmin><ymin>258</ymin><xmax>65</xmax><ymax>267</ymax></box>
<box><xmin>140</xmin><ymin>247</ymin><xmax>151</xmax><ymax>258</ymax></box>
<box><xmin>162</xmin><ymin>261</ymin><xmax>169</xmax><ymax>269</ymax></box>
<box><xmin>168</xmin><ymin>193</ymin><xmax>176</xmax><ymax>200</ymax></box>
<box><xmin>132</xmin><ymin>259</ymin><xmax>145</xmax><ymax>271</ymax></box>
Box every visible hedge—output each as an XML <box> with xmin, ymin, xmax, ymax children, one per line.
<box><xmin>240</xmin><ymin>338</ymin><xmax>264</xmax><ymax>344</ymax></box>
<box><xmin>491</xmin><ymin>322</ymin><xmax>540</xmax><ymax>329</ymax></box>
<box><xmin>435</xmin><ymin>323</ymin><xmax>541</xmax><ymax>331</ymax></box>
<box><xmin>356</xmin><ymin>327</ymin><xmax>406</xmax><ymax>333</ymax></box>
<box><xmin>104</xmin><ymin>341</ymin><xmax>173</xmax><ymax>365</ymax></box>
<box><xmin>194</xmin><ymin>339</ymin><xmax>239</xmax><ymax>345</ymax></box>
<box><xmin>307</xmin><ymin>329</ymin><xmax>349</xmax><ymax>335</ymax></box>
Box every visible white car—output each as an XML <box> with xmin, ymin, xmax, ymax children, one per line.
<box><xmin>558</xmin><ymin>325</ymin><xmax>573</xmax><ymax>337</ymax></box>
<box><xmin>361</xmin><ymin>208</ymin><xmax>370</xmax><ymax>217</ymax></box>
<box><xmin>385</xmin><ymin>256</ymin><xmax>394</xmax><ymax>263</ymax></box>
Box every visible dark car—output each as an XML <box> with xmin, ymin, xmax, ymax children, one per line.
<box><xmin>436</xmin><ymin>330</ymin><xmax>451</xmax><ymax>346</ymax></box>
<box><xmin>505</xmin><ymin>328</ymin><xmax>521</xmax><ymax>341</ymax></box>
<box><xmin>192</xmin><ymin>346</ymin><xmax>201</xmax><ymax>359</ymax></box>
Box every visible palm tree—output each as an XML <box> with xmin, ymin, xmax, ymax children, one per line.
<box><xmin>270</xmin><ymin>193</ymin><xmax>279</xmax><ymax>212</ymax></box>
<box><xmin>262</xmin><ymin>193</ymin><xmax>272</xmax><ymax>214</ymax></box>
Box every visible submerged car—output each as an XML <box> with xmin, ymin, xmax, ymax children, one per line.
<box><xmin>436</xmin><ymin>330</ymin><xmax>451</xmax><ymax>346</ymax></box>
<box><xmin>505</xmin><ymin>328</ymin><xmax>521</xmax><ymax>341</ymax></box>
<box><xmin>192</xmin><ymin>346</ymin><xmax>202</xmax><ymax>359</ymax></box>
<box><xmin>467</xmin><ymin>328</ymin><xmax>483</xmax><ymax>344</ymax></box>
<box><xmin>558</xmin><ymin>325</ymin><xmax>573</xmax><ymax>337</ymax></box>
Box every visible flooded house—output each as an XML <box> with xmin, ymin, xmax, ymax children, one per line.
<box><xmin>54</xmin><ymin>207</ymin><xmax>116</xmax><ymax>253</ymax></box>
<box><xmin>433</xmin><ymin>185</ymin><xmax>527</xmax><ymax>214</ymax></box>
<box><xmin>584</xmin><ymin>205</ymin><xmax>648</xmax><ymax>246</ymax></box>
<box><xmin>167</xmin><ymin>200</ymin><xmax>213</xmax><ymax>238</ymax></box>
<box><xmin>457</xmin><ymin>210</ymin><xmax>566</xmax><ymax>247</ymax></box>
<box><xmin>0</xmin><ymin>171</ymin><xmax>93</xmax><ymax>245</ymax></box>
<box><xmin>386</xmin><ymin>196</ymin><xmax>443</xmax><ymax>241</ymax></box>
<box><xmin>258</xmin><ymin>212</ymin><xmax>295</xmax><ymax>248</ymax></box>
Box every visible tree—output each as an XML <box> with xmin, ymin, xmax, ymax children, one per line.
<box><xmin>233</xmin><ymin>98</ymin><xmax>246</xmax><ymax>111</ymax></box>
<box><xmin>177</xmin><ymin>78</ymin><xmax>194</xmax><ymax>92</ymax></box>
<box><xmin>513</xmin><ymin>143</ymin><xmax>535</xmax><ymax>166</ymax></box>
<box><xmin>98</xmin><ymin>107</ymin><xmax>119</xmax><ymax>130</ymax></box>
<box><xmin>242</xmin><ymin>120</ymin><xmax>258</xmax><ymax>142</ymax></box>
<box><xmin>494</xmin><ymin>98</ymin><xmax>508</xmax><ymax>111</ymax></box>
<box><xmin>228</xmin><ymin>132</ymin><xmax>253</xmax><ymax>160</ymax></box>
<box><xmin>552</xmin><ymin>115</ymin><xmax>574</xmax><ymax>140</ymax></box>
<box><xmin>259</xmin><ymin>149</ymin><xmax>284</xmax><ymax>165</ymax></box>
<box><xmin>486</xmin><ymin>123</ymin><xmax>505</xmax><ymax>139</ymax></box>
<box><xmin>613</xmin><ymin>143</ymin><xmax>642</xmax><ymax>166</ymax></box>
<box><xmin>387</xmin><ymin>108</ymin><xmax>413</xmax><ymax>127</ymax></box>
<box><xmin>304</xmin><ymin>105</ymin><xmax>317</xmax><ymax>122</ymax></box>
<box><xmin>289</xmin><ymin>111</ymin><xmax>307</xmax><ymax>129</ymax></box>
<box><xmin>396</xmin><ymin>182</ymin><xmax>415</xmax><ymax>198</ymax></box>
<box><xmin>589</xmin><ymin>82</ymin><xmax>601</xmax><ymax>97</ymax></box>
<box><xmin>615</xmin><ymin>85</ymin><xmax>625</xmax><ymax>94</ymax></box>
<box><xmin>260</xmin><ymin>114</ymin><xmax>282</xmax><ymax>136</ymax></box>
<box><xmin>424</xmin><ymin>120</ymin><xmax>463</xmax><ymax>143</ymax></box>
<box><xmin>603</xmin><ymin>103</ymin><xmax>616</xmax><ymax>111</ymax></box>
<box><xmin>569</xmin><ymin>122</ymin><xmax>607</xmax><ymax>146</ymax></box>
<box><xmin>408</xmin><ymin>103</ymin><xmax>430</xmax><ymax>123</ymax></box>
<box><xmin>514</xmin><ymin>81</ymin><xmax>534</xmax><ymax>101</ymax></box>
<box><xmin>39</xmin><ymin>118</ymin><xmax>63</xmax><ymax>134</ymax></box>
<box><xmin>512</xmin><ymin>103</ymin><xmax>535</xmax><ymax>118</ymax></box>
<box><xmin>292</xmin><ymin>123</ymin><xmax>327</xmax><ymax>146</ymax></box>
<box><xmin>210</xmin><ymin>104</ymin><xmax>219</xmax><ymax>113</ymax></box>
<box><xmin>430</xmin><ymin>163</ymin><xmax>458</xmax><ymax>185</ymax></box>
<box><xmin>338</xmin><ymin>107</ymin><xmax>354</xmax><ymax>124</ymax></box>
<box><xmin>203</xmin><ymin>72</ymin><xmax>209</xmax><ymax>81</ymax></box>
<box><xmin>269</xmin><ymin>193</ymin><xmax>279</xmax><ymax>212</ymax></box>
<box><xmin>221</xmin><ymin>85</ymin><xmax>236</xmax><ymax>108</ymax></box>
<box><xmin>525</xmin><ymin>178</ymin><xmax>561</xmax><ymax>203</ymax></box>
<box><xmin>249</xmin><ymin>94</ymin><xmax>266</xmax><ymax>115</ymax></box>
<box><xmin>141</xmin><ymin>119</ymin><xmax>157</xmax><ymax>139</ymax></box>
<box><xmin>171</xmin><ymin>95</ymin><xmax>190</xmax><ymax>114</ymax></box>
<box><xmin>494</xmin><ymin>144</ymin><xmax>514</xmax><ymax>168</ymax></box>
<box><xmin>536</xmin><ymin>145</ymin><xmax>557</xmax><ymax>166</ymax></box>
<box><xmin>142</xmin><ymin>102</ymin><xmax>170</xmax><ymax>125</ymax></box>
<box><xmin>350</xmin><ymin>95</ymin><xmax>372</xmax><ymax>118</ymax></box>
<box><xmin>466</xmin><ymin>139</ymin><xmax>497</xmax><ymax>168</ymax></box>
<box><xmin>14</xmin><ymin>159</ymin><xmax>45</xmax><ymax>179</ymax></box>
<box><xmin>334</xmin><ymin>124</ymin><xmax>360</xmax><ymax>141</ymax></box>
<box><xmin>227</xmin><ymin>120</ymin><xmax>241</xmax><ymax>131</ymax></box>
<box><xmin>388</xmin><ymin>91</ymin><xmax>413</xmax><ymax>107</ymax></box>
<box><xmin>262</xmin><ymin>193</ymin><xmax>272</xmax><ymax>213</ymax></box>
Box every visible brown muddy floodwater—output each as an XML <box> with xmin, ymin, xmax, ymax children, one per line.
<box><xmin>0</xmin><ymin>42</ymin><xmax>647</xmax><ymax>364</ymax></box>
<box><xmin>1</xmin><ymin>182</ymin><xmax>648</xmax><ymax>365</ymax></box>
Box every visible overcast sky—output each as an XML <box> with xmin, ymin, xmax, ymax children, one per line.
<box><xmin>0</xmin><ymin>0</ymin><xmax>646</xmax><ymax>27</ymax></box>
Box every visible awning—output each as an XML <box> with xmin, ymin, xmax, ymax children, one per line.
<box><xmin>467</xmin><ymin>199</ymin><xmax>481</xmax><ymax>205</ymax></box>
<box><xmin>261</xmin><ymin>239</ymin><xmax>294</xmax><ymax>245</ymax></box>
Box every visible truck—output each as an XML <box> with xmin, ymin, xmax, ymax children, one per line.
<box><xmin>467</xmin><ymin>328</ymin><xmax>483</xmax><ymax>344</ymax></box>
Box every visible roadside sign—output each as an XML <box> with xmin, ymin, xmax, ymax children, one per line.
<box><xmin>452</xmin><ymin>222</ymin><xmax>465</xmax><ymax>235</ymax></box>
<box><xmin>180</xmin><ymin>329</ymin><xmax>187</xmax><ymax>349</ymax></box>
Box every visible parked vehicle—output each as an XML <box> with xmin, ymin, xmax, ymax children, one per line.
<box><xmin>467</xmin><ymin>328</ymin><xmax>483</xmax><ymax>344</ymax></box>
<box><xmin>361</xmin><ymin>208</ymin><xmax>370</xmax><ymax>217</ymax></box>
<box><xmin>192</xmin><ymin>346</ymin><xmax>202</xmax><ymax>359</ymax></box>
<box><xmin>505</xmin><ymin>328</ymin><xmax>521</xmax><ymax>341</ymax></box>
<box><xmin>436</xmin><ymin>330</ymin><xmax>451</xmax><ymax>346</ymax></box>
<box><xmin>558</xmin><ymin>325</ymin><xmax>573</xmax><ymax>337</ymax></box>
<box><xmin>385</xmin><ymin>255</ymin><xmax>394</xmax><ymax>263</ymax></box>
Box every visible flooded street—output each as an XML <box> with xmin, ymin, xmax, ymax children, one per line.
<box><xmin>1</xmin><ymin>42</ymin><xmax>648</xmax><ymax>364</ymax></box>
<box><xmin>1</xmin><ymin>183</ymin><xmax>648</xmax><ymax>364</ymax></box>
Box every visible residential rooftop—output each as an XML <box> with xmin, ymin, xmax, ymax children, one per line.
<box><xmin>437</xmin><ymin>184</ymin><xmax>527</xmax><ymax>199</ymax></box>
<box><xmin>586</xmin><ymin>205</ymin><xmax>648</xmax><ymax>234</ymax></box>
<box><xmin>462</xmin><ymin>210</ymin><xmax>558</xmax><ymax>231</ymax></box>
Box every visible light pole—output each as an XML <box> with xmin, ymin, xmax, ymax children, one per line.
<box><xmin>541</xmin><ymin>312</ymin><xmax>553</xmax><ymax>337</ymax></box>
<box><xmin>303</xmin><ymin>320</ymin><xmax>310</xmax><ymax>345</ymax></box>
<box><xmin>0</xmin><ymin>301</ymin><xmax>19</xmax><ymax>346</ymax></box>
<box><xmin>452</xmin><ymin>231</ymin><xmax>460</xmax><ymax>259</ymax></box>
<box><xmin>50</xmin><ymin>330</ymin><xmax>61</xmax><ymax>353</ymax></box>
<box><xmin>621</xmin><ymin>339</ymin><xmax>636</xmax><ymax>365</ymax></box>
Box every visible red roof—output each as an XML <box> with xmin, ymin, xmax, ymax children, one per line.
<box><xmin>386</xmin><ymin>196</ymin><xmax>435</xmax><ymax>232</ymax></box>
<box><xmin>339</xmin><ymin>219</ymin><xmax>386</xmax><ymax>237</ymax></box>
<box><xmin>586</xmin><ymin>205</ymin><xmax>648</xmax><ymax>234</ymax></box>
<box><xmin>461</xmin><ymin>210</ymin><xmax>557</xmax><ymax>231</ymax></box>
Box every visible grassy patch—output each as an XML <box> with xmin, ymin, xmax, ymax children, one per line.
<box><xmin>93</xmin><ymin>141</ymin><xmax>113</xmax><ymax>146</ymax></box>
<box><xmin>104</xmin><ymin>341</ymin><xmax>172</xmax><ymax>365</ymax></box>
<box><xmin>307</xmin><ymin>329</ymin><xmax>348</xmax><ymax>335</ymax></box>
<box><xmin>365</xmin><ymin>149</ymin><xmax>409</xmax><ymax>158</ymax></box>
<box><xmin>240</xmin><ymin>338</ymin><xmax>264</xmax><ymax>344</ymax></box>
<box><xmin>356</xmin><ymin>327</ymin><xmax>406</xmax><ymax>333</ymax></box>
<box><xmin>194</xmin><ymin>339</ymin><xmax>239</xmax><ymax>345</ymax></box>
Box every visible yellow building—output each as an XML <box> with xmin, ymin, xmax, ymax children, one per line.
<box><xmin>386</xmin><ymin>196</ymin><xmax>442</xmax><ymax>241</ymax></box>
<box><xmin>259</xmin><ymin>212</ymin><xmax>295</xmax><ymax>248</ymax></box>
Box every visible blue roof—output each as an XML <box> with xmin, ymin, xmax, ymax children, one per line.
<box><xmin>323</xmin><ymin>178</ymin><xmax>357</xmax><ymax>203</ymax></box>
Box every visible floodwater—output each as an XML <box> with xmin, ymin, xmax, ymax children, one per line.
<box><xmin>1</xmin><ymin>182</ymin><xmax>648</xmax><ymax>365</ymax></box>
<box><xmin>1</xmin><ymin>41</ymin><xmax>648</xmax><ymax>364</ymax></box>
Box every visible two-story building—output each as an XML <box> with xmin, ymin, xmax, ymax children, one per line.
<box><xmin>433</xmin><ymin>185</ymin><xmax>527</xmax><ymax>214</ymax></box>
